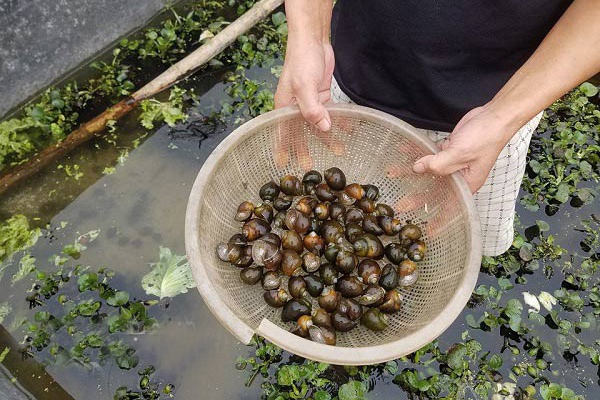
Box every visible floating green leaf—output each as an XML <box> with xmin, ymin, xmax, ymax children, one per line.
<box><xmin>338</xmin><ymin>380</ymin><xmax>367</xmax><ymax>400</ymax></box>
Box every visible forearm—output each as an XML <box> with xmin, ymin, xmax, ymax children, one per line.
<box><xmin>285</xmin><ymin>0</ymin><xmax>333</xmax><ymax>45</ymax></box>
<box><xmin>487</xmin><ymin>0</ymin><xmax>600</xmax><ymax>135</ymax></box>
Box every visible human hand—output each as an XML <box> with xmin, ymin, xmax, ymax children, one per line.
<box><xmin>273</xmin><ymin>40</ymin><xmax>342</xmax><ymax>169</ymax></box>
<box><xmin>412</xmin><ymin>106</ymin><xmax>518</xmax><ymax>193</ymax></box>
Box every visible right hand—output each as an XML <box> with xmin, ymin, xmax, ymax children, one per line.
<box><xmin>273</xmin><ymin>41</ymin><xmax>337</xmax><ymax>169</ymax></box>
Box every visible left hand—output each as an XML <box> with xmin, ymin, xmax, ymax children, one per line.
<box><xmin>412</xmin><ymin>105</ymin><xmax>518</xmax><ymax>193</ymax></box>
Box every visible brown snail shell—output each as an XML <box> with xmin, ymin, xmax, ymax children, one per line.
<box><xmin>285</xmin><ymin>209</ymin><xmax>311</xmax><ymax>234</ymax></box>
<box><xmin>261</xmin><ymin>233</ymin><xmax>281</xmax><ymax>248</ymax></box>
<box><xmin>320</xmin><ymin>263</ymin><xmax>338</xmax><ymax>285</ymax></box>
<box><xmin>331</xmin><ymin>309</ymin><xmax>359</xmax><ymax>332</ymax></box>
<box><xmin>361</xmin><ymin>308</ymin><xmax>388</xmax><ymax>331</ymax></box>
<box><xmin>344</xmin><ymin>183</ymin><xmax>365</xmax><ymax>200</ymax></box>
<box><xmin>240</xmin><ymin>266</ymin><xmax>262</xmax><ymax>285</ymax></box>
<box><xmin>273</xmin><ymin>195</ymin><xmax>293</xmax><ymax>211</ymax></box>
<box><xmin>318</xmin><ymin>288</ymin><xmax>341</xmax><ymax>312</ymax></box>
<box><xmin>280</xmin><ymin>175</ymin><xmax>303</xmax><ymax>196</ymax></box>
<box><xmin>336</xmin><ymin>191</ymin><xmax>356</xmax><ymax>206</ymax></box>
<box><xmin>399</xmin><ymin>224</ymin><xmax>423</xmax><ymax>241</ymax></box>
<box><xmin>346</xmin><ymin>208</ymin><xmax>364</xmax><ymax>224</ymax></box>
<box><xmin>273</xmin><ymin>211</ymin><xmax>287</xmax><ymax>229</ymax></box>
<box><xmin>323</xmin><ymin>244</ymin><xmax>340</xmax><ymax>264</ymax></box>
<box><xmin>357</xmin><ymin>285</ymin><xmax>386</xmax><ymax>306</ymax></box>
<box><xmin>321</xmin><ymin>220</ymin><xmax>345</xmax><ymax>244</ymax></box>
<box><xmin>374</xmin><ymin>203</ymin><xmax>394</xmax><ymax>217</ymax></box>
<box><xmin>251</xmin><ymin>240</ymin><xmax>279</xmax><ymax>267</ymax></box>
<box><xmin>216</xmin><ymin>242</ymin><xmax>241</xmax><ymax>263</ymax></box>
<box><xmin>379</xmin><ymin>289</ymin><xmax>403</xmax><ymax>314</ymax></box>
<box><xmin>261</xmin><ymin>270</ymin><xmax>281</xmax><ymax>290</ymax></box>
<box><xmin>335</xmin><ymin>275</ymin><xmax>364</xmax><ymax>298</ymax></box>
<box><xmin>324</xmin><ymin>167</ymin><xmax>346</xmax><ymax>191</ymax></box>
<box><xmin>259</xmin><ymin>181</ymin><xmax>280</xmax><ymax>202</ymax></box>
<box><xmin>291</xmin><ymin>315</ymin><xmax>313</xmax><ymax>338</ymax></box>
<box><xmin>242</xmin><ymin>218</ymin><xmax>271</xmax><ymax>241</ymax></box>
<box><xmin>379</xmin><ymin>263</ymin><xmax>400</xmax><ymax>290</ymax></box>
<box><xmin>254</xmin><ymin>203</ymin><xmax>274</xmax><ymax>223</ymax></box>
<box><xmin>362</xmin><ymin>184</ymin><xmax>380</xmax><ymax>201</ymax></box>
<box><xmin>398</xmin><ymin>260</ymin><xmax>419</xmax><ymax>287</ymax></box>
<box><xmin>228</xmin><ymin>234</ymin><xmax>247</xmax><ymax>246</ymax></box>
<box><xmin>345</xmin><ymin>222</ymin><xmax>364</xmax><ymax>243</ymax></box>
<box><xmin>315</xmin><ymin>183</ymin><xmax>337</xmax><ymax>202</ymax></box>
<box><xmin>314</xmin><ymin>202</ymin><xmax>331</xmax><ymax>220</ymax></box>
<box><xmin>295</xmin><ymin>196</ymin><xmax>318</xmax><ymax>215</ymax></box>
<box><xmin>357</xmin><ymin>259</ymin><xmax>382</xmax><ymax>285</ymax></box>
<box><xmin>235</xmin><ymin>201</ymin><xmax>254</xmax><ymax>222</ymax></box>
<box><xmin>264</xmin><ymin>289</ymin><xmax>290</xmax><ymax>308</ymax></box>
<box><xmin>303</xmin><ymin>232</ymin><xmax>325</xmax><ymax>255</ymax></box>
<box><xmin>353</xmin><ymin>234</ymin><xmax>384</xmax><ymax>259</ymax></box>
<box><xmin>281</xmin><ymin>299</ymin><xmax>312</xmax><ymax>322</ymax></box>
<box><xmin>281</xmin><ymin>230</ymin><xmax>304</xmax><ymax>253</ymax></box>
<box><xmin>384</xmin><ymin>242</ymin><xmax>406</xmax><ymax>265</ymax></box>
<box><xmin>337</xmin><ymin>298</ymin><xmax>363</xmax><ymax>321</ymax></box>
<box><xmin>302</xmin><ymin>170</ymin><xmax>322</xmax><ymax>194</ymax></box>
<box><xmin>302</xmin><ymin>252</ymin><xmax>321</xmax><ymax>273</ymax></box>
<box><xmin>356</xmin><ymin>197</ymin><xmax>376</xmax><ymax>214</ymax></box>
<box><xmin>363</xmin><ymin>215</ymin><xmax>384</xmax><ymax>236</ymax></box>
<box><xmin>308</xmin><ymin>325</ymin><xmax>336</xmax><ymax>345</ymax></box>
<box><xmin>335</xmin><ymin>250</ymin><xmax>358</xmax><ymax>274</ymax></box>
<box><xmin>312</xmin><ymin>308</ymin><xmax>333</xmax><ymax>328</ymax></box>
<box><xmin>281</xmin><ymin>250</ymin><xmax>303</xmax><ymax>276</ymax></box>
<box><xmin>378</xmin><ymin>216</ymin><xmax>402</xmax><ymax>236</ymax></box>
<box><xmin>288</xmin><ymin>276</ymin><xmax>308</xmax><ymax>299</ymax></box>
<box><xmin>330</xmin><ymin>203</ymin><xmax>347</xmax><ymax>223</ymax></box>
<box><xmin>304</xmin><ymin>274</ymin><xmax>325</xmax><ymax>297</ymax></box>
<box><xmin>407</xmin><ymin>240</ymin><xmax>427</xmax><ymax>262</ymax></box>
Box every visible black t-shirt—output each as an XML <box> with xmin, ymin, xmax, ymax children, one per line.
<box><xmin>331</xmin><ymin>0</ymin><xmax>572</xmax><ymax>131</ymax></box>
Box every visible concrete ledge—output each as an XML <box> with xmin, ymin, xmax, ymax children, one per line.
<box><xmin>0</xmin><ymin>0</ymin><xmax>176</xmax><ymax>118</ymax></box>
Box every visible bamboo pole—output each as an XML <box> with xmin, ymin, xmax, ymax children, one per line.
<box><xmin>0</xmin><ymin>0</ymin><xmax>284</xmax><ymax>196</ymax></box>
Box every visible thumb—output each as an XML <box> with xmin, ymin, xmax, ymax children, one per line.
<box><xmin>296</xmin><ymin>85</ymin><xmax>331</xmax><ymax>132</ymax></box>
<box><xmin>413</xmin><ymin>148</ymin><xmax>467</xmax><ymax>176</ymax></box>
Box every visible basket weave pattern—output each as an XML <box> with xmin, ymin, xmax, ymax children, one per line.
<box><xmin>186</xmin><ymin>104</ymin><xmax>481</xmax><ymax>364</ymax></box>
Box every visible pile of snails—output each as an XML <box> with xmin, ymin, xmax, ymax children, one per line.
<box><xmin>215</xmin><ymin>167</ymin><xmax>426</xmax><ymax>346</ymax></box>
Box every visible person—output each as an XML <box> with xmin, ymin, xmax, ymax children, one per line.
<box><xmin>274</xmin><ymin>0</ymin><xmax>600</xmax><ymax>256</ymax></box>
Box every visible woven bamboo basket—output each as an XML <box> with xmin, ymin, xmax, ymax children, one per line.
<box><xmin>185</xmin><ymin>104</ymin><xmax>481</xmax><ymax>365</ymax></box>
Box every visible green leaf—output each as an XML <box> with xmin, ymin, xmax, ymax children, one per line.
<box><xmin>488</xmin><ymin>354</ymin><xmax>503</xmax><ymax>370</ymax></box>
<box><xmin>536</xmin><ymin>220</ymin><xmax>550</xmax><ymax>233</ymax></box>
<box><xmin>141</xmin><ymin>247</ymin><xmax>194</xmax><ymax>299</ymax></box>
<box><xmin>0</xmin><ymin>215</ymin><xmax>40</xmax><ymax>264</ymax></box>
<box><xmin>0</xmin><ymin>302</ymin><xmax>12</xmax><ymax>324</ymax></box>
<box><xmin>271</xmin><ymin>12</ymin><xmax>286</xmax><ymax>26</ymax></box>
<box><xmin>554</xmin><ymin>183</ymin><xmax>570</xmax><ymax>203</ymax></box>
<box><xmin>446</xmin><ymin>344</ymin><xmax>467</xmax><ymax>370</ymax></box>
<box><xmin>11</xmin><ymin>254</ymin><xmax>36</xmax><ymax>284</ymax></box>
<box><xmin>579</xmin><ymin>82</ymin><xmax>598</xmax><ymax>97</ymax></box>
<box><xmin>0</xmin><ymin>347</ymin><xmax>9</xmax><ymax>363</ymax></box>
<box><xmin>338</xmin><ymin>381</ymin><xmax>366</xmax><ymax>400</ymax></box>
<box><xmin>107</xmin><ymin>291</ymin><xmax>130</xmax><ymax>307</ymax></box>
<box><xmin>314</xmin><ymin>391</ymin><xmax>331</xmax><ymax>400</ymax></box>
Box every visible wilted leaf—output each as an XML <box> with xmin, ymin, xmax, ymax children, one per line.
<box><xmin>538</xmin><ymin>291</ymin><xmax>557</xmax><ymax>311</ymax></box>
<box><xmin>141</xmin><ymin>247</ymin><xmax>195</xmax><ymax>299</ymax></box>
<box><xmin>523</xmin><ymin>292</ymin><xmax>540</xmax><ymax>313</ymax></box>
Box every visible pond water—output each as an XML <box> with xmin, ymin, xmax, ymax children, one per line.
<box><xmin>0</xmin><ymin>5</ymin><xmax>599</xmax><ymax>400</ymax></box>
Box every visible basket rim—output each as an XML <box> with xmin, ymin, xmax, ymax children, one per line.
<box><xmin>185</xmin><ymin>103</ymin><xmax>482</xmax><ymax>365</ymax></box>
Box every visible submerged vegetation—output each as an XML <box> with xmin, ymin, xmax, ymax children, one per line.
<box><xmin>0</xmin><ymin>0</ymin><xmax>599</xmax><ymax>399</ymax></box>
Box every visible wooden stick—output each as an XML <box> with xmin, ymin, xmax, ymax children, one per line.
<box><xmin>0</xmin><ymin>0</ymin><xmax>283</xmax><ymax>196</ymax></box>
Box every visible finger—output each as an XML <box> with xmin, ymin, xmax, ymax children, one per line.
<box><xmin>274</xmin><ymin>125</ymin><xmax>291</xmax><ymax>168</ymax></box>
<box><xmin>294</xmin><ymin>133</ymin><xmax>313</xmax><ymax>171</ymax></box>
<box><xmin>274</xmin><ymin>85</ymin><xmax>294</xmax><ymax>109</ymax></box>
<box><xmin>296</xmin><ymin>85</ymin><xmax>331</xmax><ymax>132</ymax></box>
<box><xmin>413</xmin><ymin>149</ymin><xmax>467</xmax><ymax>176</ymax></box>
